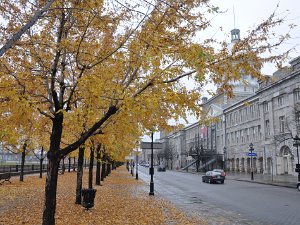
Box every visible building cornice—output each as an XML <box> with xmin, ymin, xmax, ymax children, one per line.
<box><xmin>256</xmin><ymin>68</ymin><xmax>300</xmax><ymax>94</ymax></box>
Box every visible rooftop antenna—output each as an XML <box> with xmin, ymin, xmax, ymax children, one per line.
<box><xmin>233</xmin><ymin>5</ymin><xmax>236</xmax><ymax>29</ymax></box>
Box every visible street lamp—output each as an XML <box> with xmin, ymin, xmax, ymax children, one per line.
<box><xmin>149</xmin><ymin>132</ymin><xmax>154</xmax><ymax>196</ymax></box>
<box><xmin>130</xmin><ymin>152</ymin><xmax>134</xmax><ymax>176</ymax></box>
<box><xmin>249</xmin><ymin>143</ymin><xmax>254</xmax><ymax>180</ymax></box>
<box><xmin>293</xmin><ymin>135</ymin><xmax>300</xmax><ymax>182</ymax></box>
<box><xmin>135</xmin><ymin>147</ymin><xmax>141</xmax><ymax>180</ymax></box>
<box><xmin>223</xmin><ymin>147</ymin><xmax>227</xmax><ymax>172</ymax></box>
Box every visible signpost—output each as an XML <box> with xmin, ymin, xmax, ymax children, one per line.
<box><xmin>246</xmin><ymin>152</ymin><xmax>257</xmax><ymax>157</ymax></box>
<box><xmin>249</xmin><ymin>143</ymin><xmax>255</xmax><ymax>180</ymax></box>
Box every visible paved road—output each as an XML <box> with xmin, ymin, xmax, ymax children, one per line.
<box><xmin>138</xmin><ymin>167</ymin><xmax>300</xmax><ymax>225</ymax></box>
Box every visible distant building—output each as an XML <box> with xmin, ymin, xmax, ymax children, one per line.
<box><xmin>140</xmin><ymin>141</ymin><xmax>162</xmax><ymax>165</ymax></box>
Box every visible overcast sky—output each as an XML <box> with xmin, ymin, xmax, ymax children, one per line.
<box><xmin>143</xmin><ymin>0</ymin><xmax>300</xmax><ymax>141</ymax></box>
<box><xmin>210</xmin><ymin>0</ymin><xmax>300</xmax><ymax>72</ymax></box>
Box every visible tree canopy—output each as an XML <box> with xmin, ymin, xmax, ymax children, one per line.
<box><xmin>0</xmin><ymin>1</ymin><xmax>292</xmax><ymax>223</ymax></box>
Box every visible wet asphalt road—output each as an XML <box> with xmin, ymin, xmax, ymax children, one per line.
<box><xmin>138</xmin><ymin>167</ymin><xmax>300</xmax><ymax>225</ymax></box>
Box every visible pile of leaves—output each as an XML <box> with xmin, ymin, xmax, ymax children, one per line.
<box><xmin>0</xmin><ymin>167</ymin><xmax>206</xmax><ymax>224</ymax></box>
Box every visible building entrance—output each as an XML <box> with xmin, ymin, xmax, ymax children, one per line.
<box><xmin>279</xmin><ymin>146</ymin><xmax>293</xmax><ymax>175</ymax></box>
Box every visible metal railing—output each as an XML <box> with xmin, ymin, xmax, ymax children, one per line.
<box><xmin>0</xmin><ymin>164</ymin><xmax>47</xmax><ymax>173</ymax></box>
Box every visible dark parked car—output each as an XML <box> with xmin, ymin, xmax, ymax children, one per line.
<box><xmin>157</xmin><ymin>165</ymin><xmax>166</xmax><ymax>172</ymax></box>
<box><xmin>297</xmin><ymin>182</ymin><xmax>300</xmax><ymax>191</ymax></box>
<box><xmin>202</xmin><ymin>171</ymin><xmax>225</xmax><ymax>184</ymax></box>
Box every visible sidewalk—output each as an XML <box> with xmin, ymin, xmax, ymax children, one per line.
<box><xmin>225</xmin><ymin>172</ymin><xmax>297</xmax><ymax>188</ymax></box>
<box><xmin>0</xmin><ymin>166</ymin><xmax>207</xmax><ymax>225</ymax></box>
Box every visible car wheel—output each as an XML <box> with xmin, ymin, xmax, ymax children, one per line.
<box><xmin>202</xmin><ymin>179</ymin><xmax>205</xmax><ymax>182</ymax></box>
<box><xmin>298</xmin><ymin>184</ymin><xmax>300</xmax><ymax>191</ymax></box>
<box><xmin>221</xmin><ymin>181</ymin><xmax>224</xmax><ymax>184</ymax></box>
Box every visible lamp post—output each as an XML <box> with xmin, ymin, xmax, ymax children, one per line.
<box><xmin>293</xmin><ymin>135</ymin><xmax>300</xmax><ymax>182</ymax></box>
<box><xmin>149</xmin><ymin>132</ymin><xmax>154</xmax><ymax>196</ymax></box>
<box><xmin>130</xmin><ymin>153</ymin><xmax>133</xmax><ymax>176</ymax></box>
<box><xmin>249</xmin><ymin>143</ymin><xmax>254</xmax><ymax>180</ymax></box>
<box><xmin>135</xmin><ymin>147</ymin><xmax>141</xmax><ymax>180</ymax></box>
<box><xmin>223</xmin><ymin>147</ymin><xmax>227</xmax><ymax>172</ymax></box>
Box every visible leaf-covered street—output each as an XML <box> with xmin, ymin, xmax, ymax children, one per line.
<box><xmin>0</xmin><ymin>167</ymin><xmax>207</xmax><ymax>225</ymax></box>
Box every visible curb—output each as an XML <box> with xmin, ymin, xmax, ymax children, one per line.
<box><xmin>176</xmin><ymin>169</ymin><xmax>296</xmax><ymax>189</ymax></box>
<box><xmin>233</xmin><ymin>178</ymin><xmax>296</xmax><ymax>189</ymax></box>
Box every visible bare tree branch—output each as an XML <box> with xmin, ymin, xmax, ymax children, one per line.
<box><xmin>0</xmin><ymin>0</ymin><xmax>56</xmax><ymax>57</ymax></box>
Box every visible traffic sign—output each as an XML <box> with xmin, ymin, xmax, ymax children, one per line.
<box><xmin>246</xmin><ymin>152</ymin><xmax>257</xmax><ymax>156</ymax></box>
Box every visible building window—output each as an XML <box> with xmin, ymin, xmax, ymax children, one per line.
<box><xmin>296</xmin><ymin>112</ymin><xmax>300</xmax><ymax>132</ymax></box>
<box><xmin>258</xmin><ymin>125</ymin><xmax>261</xmax><ymax>140</ymax></box>
<box><xmin>294</xmin><ymin>89</ymin><xmax>300</xmax><ymax>101</ymax></box>
<box><xmin>263</xmin><ymin>102</ymin><xmax>269</xmax><ymax>112</ymax></box>
<box><xmin>279</xmin><ymin>116</ymin><xmax>285</xmax><ymax>133</ymax></box>
<box><xmin>241</xmin><ymin>130</ymin><xmax>244</xmax><ymax>143</ymax></box>
<box><xmin>239</xmin><ymin>109</ymin><xmax>243</xmax><ymax>122</ymax></box>
<box><xmin>278</xmin><ymin>96</ymin><xmax>283</xmax><ymax>107</ymax></box>
<box><xmin>250</xmin><ymin>105</ymin><xmax>254</xmax><ymax>116</ymax></box>
<box><xmin>234</xmin><ymin>112</ymin><xmax>238</xmax><ymax>124</ymax></box>
<box><xmin>265</xmin><ymin>120</ymin><xmax>270</xmax><ymax>136</ymax></box>
<box><xmin>250</xmin><ymin>127</ymin><xmax>254</xmax><ymax>140</ymax></box>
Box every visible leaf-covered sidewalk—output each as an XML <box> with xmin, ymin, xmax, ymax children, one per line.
<box><xmin>0</xmin><ymin>166</ymin><xmax>207</xmax><ymax>224</ymax></box>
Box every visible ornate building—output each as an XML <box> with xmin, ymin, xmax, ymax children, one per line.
<box><xmin>159</xmin><ymin>29</ymin><xmax>300</xmax><ymax>177</ymax></box>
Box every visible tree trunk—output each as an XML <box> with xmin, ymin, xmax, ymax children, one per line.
<box><xmin>20</xmin><ymin>144</ymin><xmax>26</xmax><ymax>182</ymax></box>
<box><xmin>101</xmin><ymin>162</ymin><xmax>106</xmax><ymax>181</ymax></box>
<box><xmin>61</xmin><ymin>157</ymin><xmax>65</xmax><ymax>174</ymax></box>
<box><xmin>108</xmin><ymin>162</ymin><xmax>111</xmax><ymax>174</ymax></box>
<box><xmin>88</xmin><ymin>147</ymin><xmax>94</xmax><ymax>189</ymax></box>
<box><xmin>40</xmin><ymin>158</ymin><xmax>44</xmax><ymax>178</ymax></box>
<box><xmin>106</xmin><ymin>162</ymin><xmax>110</xmax><ymax>176</ymax></box>
<box><xmin>42</xmin><ymin>113</ymin><xmax>63</xmax><ymax>225</ymax></box>
<box><xmin>39</xmin><ymin>147</ymin><xmax>44</xmax><ymax>178</ymax></box>
<box><xmin>73</xmin><ymin>157</ymin><xmax>76</xmax><ymax>171</ymax></box>
<box><xmin>68</xmin><ymin>156</ymin><xmax>71</xmax><ymax>172</ymax></box>
<box><xmin>75</xmin><ymin>146</ymin><xmax>84</xmax><ymax>204</ymax></box>
<box><xmin>95</xmin><ymin>145</ymin><xmax>101</xmax><ymax>186</ymax></box>
<box><xmin>112</xmin><ymin>161</ymin><xmax>115</xmax><ymax>170</ymax></box>
<box><xmin>196</xmin><ymin>158</ymin><xmax>200</xmax><ymax>172</ymax></box>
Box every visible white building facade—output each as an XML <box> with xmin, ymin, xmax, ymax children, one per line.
<box><xmin>159</xmin><ymin>30</ymin><xmax>300</xmax><ymax>176</ymax></box>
